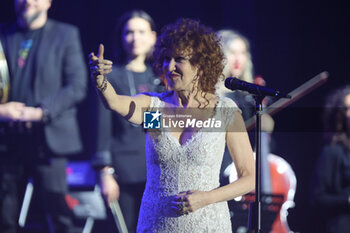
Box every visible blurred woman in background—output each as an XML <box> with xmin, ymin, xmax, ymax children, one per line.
<box><xmin>311</xmin><ymin>85</ymin><xmax>350</xmax><ymax>233</ymax></box>
<box><xmin>91</xmin><ymin>10</ymin><xmax>161</xmax><ymax>233</ymax></box>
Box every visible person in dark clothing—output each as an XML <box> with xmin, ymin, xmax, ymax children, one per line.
<box><xmin>91</xmin><ymin>10</ymin><xmax>161</xmax><ymax>233</ymax></box>
<box><xmin>311</xmin><ymin>85</ymin><xmax>350</xmax><ymax>233</ymax></box>
<box><xmin>0</xmin><ymin>0</ymin><xmax>87</xmax><ymax>232</ymax></box>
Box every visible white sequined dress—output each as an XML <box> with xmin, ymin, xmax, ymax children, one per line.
<box><xmin>137</xmin><ymin>94</ymin><xmax>239</xmax><ymax>233</ymax></box>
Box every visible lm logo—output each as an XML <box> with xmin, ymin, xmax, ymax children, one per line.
<box><xmin>143</xmin><ymin>110</ymin><xmax>162</xmax><ymax>129</ymax></box>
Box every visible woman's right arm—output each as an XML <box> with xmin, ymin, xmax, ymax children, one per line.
<box><xmin>89</xmin><ymin>44</ymin><xmax>151</xmax><ymax>125</ymax></box>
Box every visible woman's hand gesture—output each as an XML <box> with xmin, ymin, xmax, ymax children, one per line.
<box><xmin>88</xmin><ymin>44</ymin><xmax>113</xmax><ymax>88</ymax></box>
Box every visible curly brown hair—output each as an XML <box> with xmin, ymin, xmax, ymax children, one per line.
<box><xmin>153</xmin><ymin>18</ymin><xmax>224</xmax><ymax>94</ymax></box>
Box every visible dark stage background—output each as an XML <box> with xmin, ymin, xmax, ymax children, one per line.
<box><xmin>1</xmin><ymin>0</ymin><xmax>349</xmax><ymax>232</ymax></box>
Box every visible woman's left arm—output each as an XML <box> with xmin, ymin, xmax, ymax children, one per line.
<box><xmin>174</xmin><ymin>111</ymin><xmax>255</xmax><ymax>214</ymax></box>
<box><xmin>206</xmin><ymin>110</ymin><xmax>255</xmax><ymax>202</ymax></box>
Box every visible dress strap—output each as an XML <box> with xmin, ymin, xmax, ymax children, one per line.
<box><xmin>149</xmin><ymin>96</ymin><xmax>162</xmax><ymax>109</ymax></box>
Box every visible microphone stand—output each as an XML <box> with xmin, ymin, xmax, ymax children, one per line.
<box><xmin>225</xmin><ymin>77</ymin><xmax>293</xmax><ymax>232</ymax></box>
<box><xmin>226</xmin><ymin>74</ymin><xmax>325</xmax><ymax>232</ymax></box>
<box><xmin>247</xmin><ymin>95</ymin><xmax>264</xmax><ymax>233</ymax></box>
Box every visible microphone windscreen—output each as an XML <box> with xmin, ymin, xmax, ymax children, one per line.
<box><xmin>224</xmin><ymin>77</ymin><xmax>238</xmax><ymax>90</ymax></box>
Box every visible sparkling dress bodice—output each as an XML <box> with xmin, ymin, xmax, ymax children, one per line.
<box><xmin>137</xmin><ymin>94</ymin><xmax>239</xmax><ymax>233</ymax></box>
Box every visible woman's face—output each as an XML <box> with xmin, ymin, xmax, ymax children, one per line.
<box><xmin>226</xmin><ymin>38</ymin><xmax>248</xmax><ymax>78</ymax></box>
<box><xmin>122</xmin><ymin>17</ymin><xmax>156</xmax><ymax>58</ymax></box>
<box><xmin>162</xmin><ymin>51</ymin><xmax>198</xmax><ymax>92</ymax></box>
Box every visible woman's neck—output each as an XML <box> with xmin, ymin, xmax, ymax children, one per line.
<box><xmin>126</xmin><ymin>55</ymin><xmax>147</xmax><ymax>72</ymax></box>
<box><xmin>177</xmin><ymin>90</ymin><xmax>194</xmax><ymax>107</ymax></box>
<box><xmin>173</xmin><ymin>90</ymin><xmax>216</xmax><ymax>108</ymax></box>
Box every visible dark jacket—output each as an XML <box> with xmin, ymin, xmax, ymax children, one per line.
<box><xmin>311</xmin><ymin>144</ymin><xmax>350</xmax><ymax>233</ymax></box>
<box><xmin>0</xmin><ymin>19</ymin><xmax>87</xmax><ymax>155</ymax></box>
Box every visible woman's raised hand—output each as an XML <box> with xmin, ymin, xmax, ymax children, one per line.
<box><xmin>88</xmin><ymin>44</ymin><xmax>113</xmax><ymax>87</ymax></box>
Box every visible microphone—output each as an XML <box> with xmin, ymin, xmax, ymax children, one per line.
<box><xmin>224</xmin><ymin>77</ymin><xmax>291</xmax><ymax>99</ymax></box>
